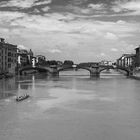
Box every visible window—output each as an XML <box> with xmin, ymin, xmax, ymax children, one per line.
<box><xmin>8</xmin><ymin>64</ymin><xmax>11</xmax><ymax>68</ymax></box>
<box><xmin>8</xmin><ymin>52</ymin><xmax>11</xmax><ymax>56</ymax></box>
<box><xmin>8</xmin><ymin>58</ymin><xmax>11</xmax><ymax>62</ymax></box>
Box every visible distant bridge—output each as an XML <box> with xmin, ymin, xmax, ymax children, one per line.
<box><xmin>19</xmin><ymin>65</ymin><xmax>77</xmax><ymax>76</ymax></box>
<box><xmin>76</xmin><ymin>64</ymin><xmax>133</xmax><ymax>77</ymax></box>
<box><xmin>19</xmin><ymin>64</ymin><xmax>134</xmax><ymax>77</ymax></box>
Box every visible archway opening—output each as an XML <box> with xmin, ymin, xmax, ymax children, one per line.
<box><xmin>100</xmin><ymin>68</ymin><xmax>128</xmax><ymax>78</ymax></box>
<box><xmin>59</xmin><ymin>68</ymin><xmax>90</xmax><ymax>76</ymax></box>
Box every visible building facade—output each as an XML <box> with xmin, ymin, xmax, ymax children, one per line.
<box><xmin>36</xmin><ymin>55</ymin><xmax>46</xmax><ymax>66</ymax></box>
<box><xmin>17</xmin><ymin>48</ymin><xmax>34</xmax><ymax>67</ymax></box>
<box><xmin>116</xmin><ymin>54</ymin><xmax>136</xmax><ymax>68</ymax></box>
<box><xmin>0</xmin><ymin>38</ymin><xmax>17</xmax><ymax>74</ymax></box>
<box><xmin>99</xmin><ymin>60</ymin><xmax>112</xmax><ymax>66</ymax></box>
<box><xmin>135</xmin><ymin>46</ymin><xmax>140</xmax><ymax>67</ymax></box>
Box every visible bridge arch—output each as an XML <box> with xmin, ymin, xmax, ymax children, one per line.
<box><xmin>76</xmin><ymin>66</ymin><xmax>92</xmax><ymax>73</ymax></box>
<box><xmin>58</xmin><ymin>65</ymin><xmax>76</xmax><ymax>72</ymax></box>
<box><xmin>99</xmin><ymin>67</ymin><xmax>130</xmax><ymax>76</ymax></box>
<box><xmin>19</xmin><ymin>66</ymin><xmax>50</xmax><ymax>75</ymax></box>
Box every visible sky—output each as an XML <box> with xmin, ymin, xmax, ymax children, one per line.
<box><xmin>0</xmin><ymin>0</ymin><xmax>140</xmax><ymax>62</ymax></box>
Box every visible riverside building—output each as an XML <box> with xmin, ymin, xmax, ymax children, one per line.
<box><xmin>116</xmin><ymin>54</ymin><xmax>136</xmax><ymax>68</ymax></box>
<box><xmin>0</xmin><ymin>38</ymin><xmax>17</xmax><ymax>75</ymax></box>
<box><xmin>135</xmin><ymin>46</ymin><xmax>140</xmax><ymax>67</ymax></box>
<box><xmin>17</xmin><ymin>48</ymin><xmax>34</xmax><ymax>67</ymax></box>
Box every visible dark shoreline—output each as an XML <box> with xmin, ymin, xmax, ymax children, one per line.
<box><xmin>0</xmin><ymin>73</ymin><xmax>14</xmax><ymax>79</ymax></box>
<box><xmin>1</xmin><ymin>71</ymin><xmax>140</xmax><ymax>80</ymax></box>
<box><xmin>130</xmin><ymin>75</ymin><xmax>140</xmax><ymax>80</ymax></box>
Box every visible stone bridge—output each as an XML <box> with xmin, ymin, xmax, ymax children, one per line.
<box><xmin>19</xmin><ymin>65</ymin><xmax>50</xmax><ymax>75</ymax></box>
<box><xmin>19</xmin><ymin>64</ymin><xmax>133</xmax><ymax>77</ymax></box>
<box><xmin>19</xmin><ymin>65</ymin><xmax>77</xmax><ymax>76</ymax></box>
<box><xmin>76</xmin><ymin>65</ymin><xmax>133</xmax><ymax>77</ymax></box>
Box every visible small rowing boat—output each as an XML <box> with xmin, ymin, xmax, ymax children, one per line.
<box><xmin>16</xmin><ymin>94</ymin><xmax>30</xmax><ymax>102</ymax></box>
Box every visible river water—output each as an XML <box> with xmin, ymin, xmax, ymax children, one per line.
<box><xmin>0</xmin><ymin>70</ymin><xmax>140</xmax><ymax>140</ymax></box>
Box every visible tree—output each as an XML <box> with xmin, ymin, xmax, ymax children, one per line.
<box><xmin>49</xmin><ymin>60</ymin><xmax>58</xmax><ymax>65</ymax></box>
<box><xmin>63</xmin><ymin>60</ymin><xmax>74</xmax><ymax>66</ymax></box>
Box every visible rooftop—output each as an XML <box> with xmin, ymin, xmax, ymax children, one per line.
<box><xmin>0</xmin><ymin>38</ymin><xmax>17</xmax><ymax>48</ymax></box>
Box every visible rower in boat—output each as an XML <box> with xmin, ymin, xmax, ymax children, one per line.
<box><xmin>16</xmin><ymin>94</ymin><xmax>29</xmax><ymax>102</ymax></box>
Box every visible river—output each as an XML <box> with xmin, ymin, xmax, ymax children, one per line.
<box><xmin>0</xmin><ymin>70</ymin><xmax>140</xmax><ymax>140</ymax></box>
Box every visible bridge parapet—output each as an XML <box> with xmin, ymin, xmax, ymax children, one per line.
<box><xmin>76</xmin><ymin>64</ymin><xmax>134</xmax><ymax>77</ymax></box>
<box><xmin>18</xmin><ymin>64</ymin><xmax>135</xmax><ymax>77</ymax></box>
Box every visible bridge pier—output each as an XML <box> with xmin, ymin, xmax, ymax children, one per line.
<box><xmin>50</xmin><ymin>66</ymin><xmax>59</xmax><ymax>77</ymax></box>
<box><xmin>90</xmin><ymin>72</ymin><xmax>100</xmax><ymax>77</ymax></box>
<box><xmin>127</xmin><ymin>71</ymin><xmax>133</xmax><ymax>76</ymax></box>
<box><xmin>90</xmin><ymin>67</ymin><xmax>100</xmax><ymax>77</ymax></box>
<box><xmin>19</xmin><ymin>71</ymin><xmax>23</xmax><ymax>75</ymax></box>
<box><xmin>51</xmin><ymin>71</ymin><xmax>59</xmax><ymax>77</ymax></box>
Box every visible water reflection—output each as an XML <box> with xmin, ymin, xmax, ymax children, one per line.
<box><xmin>0</xmin><ymin>70</ymin><xmax>126</xmax><ymax>99</ymax></box>
<box><xmin>36</xmin><ymin>88</ymin><xmax>95</xmax><ymax>111</ymax></box>
<box><xmin>0</xmin><ymin>78</ymin><xmax>17</xmax><ymax>99</ymax></box>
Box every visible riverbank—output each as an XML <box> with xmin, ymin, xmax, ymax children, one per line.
<box><xmin>116</xmin><ymin>69</ymin><xmax>140</xmax><ymax>80</ymax></box>
<box><xmin>0</xmin><ymin>73</ymin><xmax>14</xmax><ymax>79</ymax></box>
<box><xmin>130</xmin><ymin>72</ymin><xmax>140</xmax><ymax>80</ymax></box>
<box><xmin>0</xmin><ymin>69</ymin><xmax>37</xmax><ymax>80</ymax></box>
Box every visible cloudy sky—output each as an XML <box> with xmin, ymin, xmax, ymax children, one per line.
<box><xmin>0</xmin><ymin>0</ymin><xmax>140</xmax><ymax>62</ymax></box>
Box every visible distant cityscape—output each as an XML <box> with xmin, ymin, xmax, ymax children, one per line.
<box><xmin>0</xmin><ymin>37</ymin><xmax>140</xmax><ymax>78</ymax></box>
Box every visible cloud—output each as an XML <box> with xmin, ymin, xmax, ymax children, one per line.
<box><xmin>111</xmin><ymin>6</ymin><xmax>122</xmax><ymax>13</ymax></box>
<box><xmin>111</xmin><ymin>48</ymin><xmax>118</xmax><ymax>52</ymax></box>
<box><xmin>0</xmin><ymin>0</ymin><xmax>52</xmax><ymax>9</ymax></box>
<box><xmin>41</xmin><ymin>6</ymin><xmax>50</xmax><ymax>12</ymax></box>
<box><xmin>104</xmin><ymin>32</ymin><xmax>118</xmax><ymax>40</ymax></box>
<box><xmin>33</xmin><ymin>8</ymin><xmax>41</xmax><ymax>14</ymax></box>
<box><xmin>0</xmin><ymin>11</ymin><xmax>25</xmax><ymax>27</ymax></box>
<box><xmin>0</xmin><ymin>0</ymin><xmax>139</xmax><ymax>17</ymax></box>
<box><xmin>121</xmin><ymin>1</ymin><xmax>140</xmax><ymax>11</ymax></box>
<box><xmin>48</xmin><ymin>49</ymin><xmax>62</xmax><ymax>53</ymax></box>
<box><xmin>34</xmin><ymin>0</ymin><xmax>52</xmax><ymax>6</ymax></box>
<box><xmin>100</xmin><ymin>53</ymin><xmax>106</xmax><ymax>57</ymax></box>
<box><xmin>0</xmin><ymin>11</ymin><xmax>25</xmax><ymax>21</ymax></box>
<box><xmin>0</xmin><ymin>5</ymin><xmax>139</xmax><ymax>62</ymax></box>
<box><xmin>0</xmin><ymin>0</ymin><xmax>35</xmax><ymax>8</ymax></box>
<box><xmin>71</xmin><ymin>0</ymin><xmax>88</xmax><ymax>5</ymax></box>
<box><xmin>88</xmin><ymin>3</ymin><xmax>104</xmax><ymax>10</ymax></box>
<box><xmin>2</xmin><ymin>11</ymin><xmax>137</xmax><ymax>37</ymax></box>
<box><xmin>65</xmin><ymin>2</ymin><xmax>107</xmax><ymax>15</ymax></box>
<box><xmin>18</xmin><ymin>44</ymin><xmax>29</xmax><ymax>50</ymax></box>
<box><xmin>112</xmin><ymin>0</ymin><xmax>140</xmax><ymax>15</ymax></box>
<box><xmin>116</xmin><ymin>20</ymin><xmax>126</xmax><ymax>24</ymax></box>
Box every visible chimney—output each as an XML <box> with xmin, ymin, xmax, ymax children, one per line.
<box><xmin>0</xmin><ymin>38</ymin><xmax>5</xmax><ymax>43</ymax></box>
